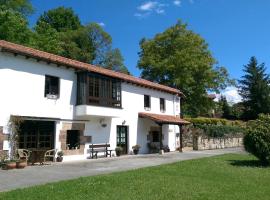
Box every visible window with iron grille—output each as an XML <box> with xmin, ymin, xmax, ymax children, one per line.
<box><xmin>144</xmin><ymin>95</ymin><xmax>151</xmax><ymax>110</ymax></box>
<box><xmin>160</xmin><ymin>98</ymin><xmax>166</xmax><ymax>112</ymax></box>
<box><xmin>45</xmin><ymin>75</ymin><xmax>60</xmax><ymax>98</ymax></box>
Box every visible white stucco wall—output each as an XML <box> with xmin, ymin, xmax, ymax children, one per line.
<box><xmin>0</xmin><ymin>51</ymin><xmax>182</xmax><ymax>160</ymax></box>
<box><xmin>0</xmin><ymin>52</ymin><xmax>76</xmax><ymax>128</ymax></box>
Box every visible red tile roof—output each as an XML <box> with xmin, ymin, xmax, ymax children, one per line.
<box><xmin>0</xmin><ymin>40</ymin><xmax>183</xmax><ymax>96</ymax></box>
<box><xmin>138</xmin><ymin>112</ymin><xmax>190</xmax><ymax>125</ymax></box>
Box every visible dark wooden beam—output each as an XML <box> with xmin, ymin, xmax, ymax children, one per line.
<box><xmin>179</xmin><ymin>125</ymin><xmax>183</xmax><ymax>152</ymax></box>
<box><xmin>156</xmin><ymin>123</ymin><xmax>163</xmax><ymax>151</ymax></box>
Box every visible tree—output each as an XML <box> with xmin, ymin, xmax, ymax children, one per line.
<box><xmin>99</xmin><ymin>48</ymin><xmax>130</xmax><ymax>74</ymax></box>
<box><xmin>0</xmin><ymin>0</ymin><xmax>33</xmax><ymax>16</ymax></box>
<box><xmin>219</xmin><ymin>95</ymin><xmax>232</xmax><ymax>119</ymax></box>
<box><xmin>138</xmin><ymin>21</ymin><xmax>232</xmax><ymax>116</ymax></box>
<box><xmin>231</xmin><ymin>102</ymin><xmax>245</xmax><ymax>120</ymax></box>
<box><xmin>36</xmin><ymin>7</ymin><xmax>81</xmax><ymax>32</ymax></box>
<box><xmin>35</xmin><ymin>10</ymin><xmax>129</xmax><ymax>73</ymax></box>
<box><xmin>238</xmin><ymin>56</ymin><xmax>270</xmax><ymax>120</ymax></box>
<box><xmin>0</xmin><ymin>8</ymin><xmax>32</xmax><ymax>45</ymax></box>
<box><xmin>29</xmin><ymin>21</ymin><xmax>63</xmax><ymax>55</ymax></box>
<box><xmin>59</xmin><ymin>27</ymin><xmax>95</xmax><ymax>63</ymax></box>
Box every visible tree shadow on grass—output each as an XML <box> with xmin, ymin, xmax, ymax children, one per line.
<box><xmin>229</xmin><ymin>160</ymin><xmax>269</xmax><ymax>168</ymax></box>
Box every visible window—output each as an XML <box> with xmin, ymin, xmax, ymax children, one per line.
<box><xmin>144</xmin><ymin>95</ymin><xmax>151</xmax><ymax>110</ymax></box>
<box><xmin>18</xmin><ymin>121</ymin><xmax>55</xmax><ymax>149</ymax></box>
<box><xmin>66</xmin><ymin>130</ymin><xmax>80</xmax><ymax>150</ymax></box>
<box><xmin>45</xmin><ymin>75</ymin><xmax>60</xmax><ymax>98</ymax></box>
<box><xmin>160</xmin><ymin>98</ymin><xmax>166</xmax><ymax>112</ymax></box>
<box><xmin>86</xmin><ymin>73</ymin><xmax>121</xmax><ymax>108</ymax></box>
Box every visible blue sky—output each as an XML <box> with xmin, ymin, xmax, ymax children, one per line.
<box><xmin>28</xmin><ymin>0</ymin><xmax>270</xmax><ymax>102</ymax></box>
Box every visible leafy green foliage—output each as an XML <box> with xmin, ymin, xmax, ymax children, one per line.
<box><xmin>0</xmin><ymin>0</ymin><xmax>33</xmax><ymax>16</ymax></box>
<box><xmin>238</xmin><ymin>57</ymin><xmax>270</xmax><ymax>120</ymax></box>
<box><xmin>185</xmin><ymin>117</ymin><xmax>244</xmax><ymax>126</ymax></box>
<box><xmin>244</xmin><ymin>114</ymin><xmax>270</xmax><ymax>165</ymax></box>
<box><xmin>0</xmin><ymin>9</ymin><xmax>32</xmax><ymax>45</ymax></box>
<box><xmin>219</xmin><ymin>95</ymin><xmax>232</xmax><ymax>119</ymax></box>
<box><xmin>138</xmin><ymin>21</ymin><xmax>233</xmax><ymax>116</ymax></box>
<box><xmin>99</xmin><ymin>48</ymin><xmax>130</xmax><ymax>74</ymax></box>
<box><xmin>0</xmin><ymin>4</ymin><xmax>129</xmax><ymax>74</ymax></box>
<box><xmin>29</xmin><ymin>21</ymin><xmax>63</xmax><ymax>55</ymax></box>
<box><xmin>186</xmin><ymin>117</ymin><xmax>244</xmax><ymax>138</ymax></box>
<box><xmin>196</xmin><ymin>124</ymin><xmax>244</xmax><ymax>138</ymax></box>
<box><xmin>36</xmin><ymin>7</ymin><xmax>81</xmax><ymax>32</ymax></box>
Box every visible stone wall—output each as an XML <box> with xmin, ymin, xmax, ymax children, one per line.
<box><xmin>59</xmin><ymin>123</ymin><xmax>91</xmax><ymax>155</ymax></box>
<box><xmin>193</xmin><ymin>136</ymin><xmax>243</xmax><ymax>150</ymax></box>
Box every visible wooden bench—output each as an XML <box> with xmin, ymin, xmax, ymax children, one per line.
<box><xmin>89</xmin><ymin>143</ymin><xmax>112</xmax><ymax>159</ymax></box>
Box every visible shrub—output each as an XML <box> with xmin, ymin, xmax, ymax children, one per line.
<box><xmin>185</xmin><ymin>117</ymin><xmax>245</xmax><ymax>127</ymax></box>
<box><xmin>244</xmin><ymin>114</ymin><xmax>270</xmax><ymax>165</ymax></box>
<box><xmin>196</xmin><ymin>124</ymin><xmax>243</xmax><ymax>138</ymax></box>
<box><xmin>132</xmin><ymin>145</ymin><xmax>141</xmax><ymax>150</ymax></box>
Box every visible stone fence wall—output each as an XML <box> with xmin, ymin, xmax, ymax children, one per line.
<box><xmin>193</xmin><ymin>136</ymin><xmax>243</xmax><ymax>150</ymax></box>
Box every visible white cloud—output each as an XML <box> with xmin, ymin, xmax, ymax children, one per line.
<box><xmin>97</xmin><ymin>22</ymin><xmax>105</xmax><ymax>27</ymax></box>
<box><xmin>173</xmin><ymin>0</ymin><xmax>181</xmax><ymax>6</ymax></box>
<box><xmin>138</xmin><ymin>1</ymin><xmax>158</xmax><ymax>11</ymax></box>
<box><xmin>216</xmin><ymin>87</ymin><xmax>242</xmax><ymax>105</ymax></box>
<box><xmin>135</xmin><ymin>1</ymin><xmax>167</xmax><ymax>18</ymax></box>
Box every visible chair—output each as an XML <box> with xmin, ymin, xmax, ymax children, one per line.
<box><xmin>17</xmin><ymin>149</ymin><xmax>32</xmax><ymax>162</ymax></box>
<box><xmin>43</xmin><ymin>149</ymin><xmax>57</xmax><ymax>164</ymax></box>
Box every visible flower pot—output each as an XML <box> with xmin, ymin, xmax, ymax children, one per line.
<box><xmin>116</xmin><ymin>151</ymin><xmax>121</xmax><ymax>157</ymax></box>
<box><xmin>56</xmin><ymin>157</ymin><xmax>63</xmax><ymax>162</ymax></box>
<box><xmin>2</xmin><ymin>162</ymin><xmax>16</xmax><ymax>170</ymax></box>
<box><xmin>133</xmin><ymin>149</ymin><xmax>139</xmax><ymax>155</ymax></box>
<box><xmin>16</xmin><ymin>161</ymin><xmax>27</xmax><ymax>169</ymax></box>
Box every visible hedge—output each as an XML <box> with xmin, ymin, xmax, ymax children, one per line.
<box><xmin>185</xmin><ymin>117</ymin><xmax>245</xmax><ymax>127</ymax></box>
<box><xmin>185</xmin><ymin>117</ymin><xmax>245</xmax><ymax>138</ymax></box>
<box><xmin>195</xmin><ymin>124</ymin><xmax>244</xmax><ymax>138</ymax></box>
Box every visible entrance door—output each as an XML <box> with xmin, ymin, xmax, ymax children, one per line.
<box><xmin>18</xmin><ymin>120</ymin><xmax>55</xmax><ymax>150</ymax></box>
<box><xmin>117</xmin><ymin>126</ymin><xmax>128</xmax><ymax>154</ymax></box>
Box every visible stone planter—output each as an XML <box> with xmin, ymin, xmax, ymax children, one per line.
<box><xmin>2</xmin><ymin>161</ymin><xmax>17</xmax><ymax>170</ymax></box>
<box><xmin>16</xmin><ymin>161</ymin><xmax>27</xmax><ymax>169</ymax></box>
<box><xmin>133</xmin><ymin>149</ymin><xmax>139</xmax><ymax>155</ymax></box>
<box><xmin>116</xmin><ymin>151</ymin><xmax>121</xmax><ymax>157</ymax></box>
<box><xmin>56</xmin><ymin>157</ymin><xmax>63</xmax><ymax>162</ymax></box>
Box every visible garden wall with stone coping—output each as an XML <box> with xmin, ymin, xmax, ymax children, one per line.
<box><xmin>193</xmin><ymin>136</ymin><xmax>243</xmax><ymax>150</ymax></box>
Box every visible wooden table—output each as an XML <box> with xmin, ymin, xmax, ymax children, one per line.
<box><xmin>29</xmin><ymin>149</ymin><xmax>48</xmax><ymax>165</ymax></box>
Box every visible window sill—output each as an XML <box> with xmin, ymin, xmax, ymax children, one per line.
<box><xmin>46</xmin><ymin>94</ymin><xmax>59</xmax><ymax>100</ymax></box>
<box><xmin>144</xmin><ymin>107</ymin><xmax>151</xmax><ymax>111</ymax></box>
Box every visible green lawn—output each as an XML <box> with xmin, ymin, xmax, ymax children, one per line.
<box><xmin>1</xmin><ymin>154</ymin><xmax>270</xmax><ymax>200</ymax></box>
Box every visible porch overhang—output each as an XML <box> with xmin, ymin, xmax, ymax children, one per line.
<box><xmin>138</xmin><ymin>112</ymin><xmax>190</xmax><ymax>125</ymax></box>
<box><xmin>139</xmin><ymin>112</ymin><xmax>190</xmax><ymax>153</ymax></box>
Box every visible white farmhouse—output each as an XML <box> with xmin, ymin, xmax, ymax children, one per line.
<box><xmin>0</xmin><ymin>40</ymin><xmax>189</xmax><ymax>161</ymax></box>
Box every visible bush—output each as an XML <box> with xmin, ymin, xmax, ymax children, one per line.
<box><xmin>244</xmin><ymin>114</ymin><xmax>270</xmax><ymax>165</ymax></box>
<box><xmin>185</xmin><ymin>117</ymin><xmax>245</xmax><ymax>127</ymax></box>
<box><xmin>196</xmin><ymin>124</ymin><xmax>243</xmax><ymax>138</ymax></box>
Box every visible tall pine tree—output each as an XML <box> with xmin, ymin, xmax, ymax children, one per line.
<box><xmin>219</xmin><ymin>95</ymin><xmax>232</xmax><ymax>119</ymax></box>
<box><xmin>238</xmin><ymin>56</ymin><xmax>270</xmax><ymax>119</ymax></box>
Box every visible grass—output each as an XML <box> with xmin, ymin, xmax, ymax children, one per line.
<box><xmin>0</xmin><ymin>153</ymin><xmax>270</xmax><ymax>200</ymax></box>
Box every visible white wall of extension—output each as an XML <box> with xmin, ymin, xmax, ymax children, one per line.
<box><xmin>0</xmin><ymin>51</ymin><xmax>181</xmax><ymax>160</ymax></box>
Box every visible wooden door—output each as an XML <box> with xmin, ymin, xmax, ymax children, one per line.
<box><xmin>117</xmin><ymin>126</ymin><xmax>128</xmax><ymax>154</ymax></box>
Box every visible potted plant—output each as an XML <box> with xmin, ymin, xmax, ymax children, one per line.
<box><xmin>115</xmin><ymin>146</ymin><xmax>123</xmax><ymax>157</ymax></box>
<box><xmin>2</xmin><ymin>160</ymin><xmax>17</xmax><ymax>170</ymax></box>
<box><xmin>132</xmin><ymin>145</ymin><xmax>141</xmax><ymax>155</ymax></box>
<box><xmin>16</xmin><ymin>159</ymin><xmax>27</xmax><ymax>169</ymax></box>
<box><xmin>56</xmin><ymin>151</ymin><xmax>64</xmax><ymax>162</ymax></box>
